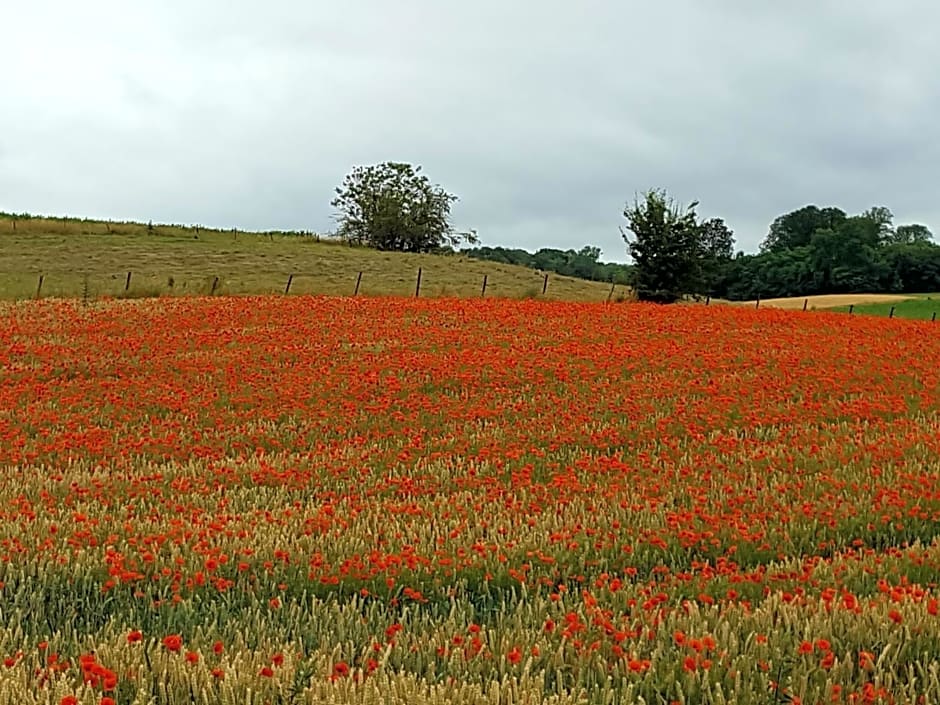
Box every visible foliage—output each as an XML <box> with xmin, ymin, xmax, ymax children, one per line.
<box><xmin>892</xmin><ymin>223</ymin><xmax>934</xmax><ymax>245</ymax></box>
<box><xmin>331</xmin><ymin>162</ymin><xmax>477</xmax><ymax>253</ymax></box>
<box><xmin>717</xmin><ymin>204</ymin><xmax>940</xmax><ymax>300</ymax></box>
<box><xmin>462</xmin><ymin>244</ymin><xmax>633</xmax><ymax>284</ymax></box>
<box><xmin>697</xmin><ymin>217</ymin><xmax>735</xmax><ymax>294</ymax></box>
<box><xmin>3</xmin><ymin>298</ymin><xmax>940</xmax><ymax>703</ymax></box>
<box><xmin>622</xmin><ymin>190</ymin><xmax>733</xmax><ymax>302</ymax></box>
<box><xmin>760</xmin><ymin>205</ymin><xmax>847</xmax><ymax>253</ymax></box>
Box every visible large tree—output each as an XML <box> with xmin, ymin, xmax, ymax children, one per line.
<box><xmin>760</xmin><ymin>205</ymin><xmax>847</xmax><ymax>253</ymax></box>
<box><xmin>891</xmin><ymin>223</ymin><xmax>934</xmax><ymax>244</ymax></box>
<box><xmin>861</xmin><ymin>205</ymin><xmax>895</xmax><ymax>242</ymax></box>
<box><xmin>622</xmin><ymin>189</ymin><xmax>717</xmax><ymax>303</ymax></box>
<box><xmin>697</xmin><ymin>217</ymin><xmax>735</xmax><ymax>294</ymax></box>
<box><xmin>332</xmin><ymin>162</ymin><xmax>476</xmax><ymax>252</ymax></box>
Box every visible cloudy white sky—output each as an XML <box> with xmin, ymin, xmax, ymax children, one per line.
<box><xmin>2</xmin><ymin>1</ymin><xmax>938</xmax><ymax>260</ymax></box>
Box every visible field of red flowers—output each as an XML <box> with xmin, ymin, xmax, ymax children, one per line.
<box><xmin>1</xmin><ymin>296</ymin><xmax>940</xmax><ymax>704</ymax></box>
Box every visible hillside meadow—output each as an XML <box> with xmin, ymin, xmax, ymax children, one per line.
<box><xmin>0</xmin><ymin>214</ymin><xmax>615</xmax><ymax>302</ymax></box>
<box><xmin>1</xmin><ymin>296</ymin><xmax>940</xmax><ymax>704</ymax></box>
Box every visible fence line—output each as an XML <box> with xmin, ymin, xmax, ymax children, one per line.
<box><xmin>4</xmin><ymin>269</ymin><xmax>582</xmax><ymax>302</ymax></box>
<box><xmin>3</xmin><ymin>271</ymin><xmax>937</xmax><ymax>320</ymax></box>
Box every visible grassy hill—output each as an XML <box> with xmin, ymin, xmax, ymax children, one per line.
<box><xmin>0</xmin><ymin>213</ymin><xmax>621</xmax><ymax>302</ymax></box>
<box><xmin>826</xmin><ymin>295</ymin><xmax>940</xmax><ymax>320</ymax></box>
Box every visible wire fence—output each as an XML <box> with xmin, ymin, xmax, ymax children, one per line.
<box><xmin>0</xmin><ymin>268</ymin><xmax>631</xmax><ymax>304</ymax></box>
<box><xmin>2</xmin><ymin>269</ymin><xmax>937</xmax><ymax>320</ymax></box>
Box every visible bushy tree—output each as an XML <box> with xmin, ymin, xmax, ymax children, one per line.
<box><xmin>760</xmin><ymin>205</ymin><xmax>847</xmax><ymax>253</ymax></box>
<box><xmin>622</xmin><ymin>190</ymin><xmax>708</xmax><ymax>303</ymax></box>
<box><xmin>697</xmin><ymin>217</ymin><xmax>735</xmax><ymax>294</ymax></box>
<box><xmin>332</xmin><ymin>162</ymin><xmax>477</xmax><ymax>252</ymax></box>
<box><xmin>883</xmin><ymin>242</ymin><xmax>940</xmax><ymax>291</ymax></box>
<box><xmin>808</xmin><ymin>217</ymin><xmax>888</xmax><ymax>292</ymax></box>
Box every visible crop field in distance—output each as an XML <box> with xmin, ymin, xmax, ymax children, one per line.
<box><xmin>2</xmin><ymin>296</ymin><xmax>940</xmax><ymax>704</ymax></box>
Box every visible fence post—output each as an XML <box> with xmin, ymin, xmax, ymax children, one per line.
<box><xmin>210</xmin><ymin>276</ymin><xmax>219</xmax><ymax>296</ymax></box>
<box><xmin>705</xmin><ymin>295</ymin><xmax>710</xmax><ymax>306</ymax></box>
<box><xmin>933</xmin><ymin>312</ymin><xmax>937</xmax><ymax>322</ymax></box>
<box><xmin>415</xmin><ymin>268</ymin><xmax>423</xmax><ymax>297</ymax></box>
<box><xmin>284</xmin><ymin>274</ymin><xmax>293</xmax><ymax>295</ymax></box>
<box><xmin>889</xmin><ymin>306</ymin><xmax>895</xmax><ymax>319</ymax></box>
<box><xmin>35</xmin><ymin>274</ymin><xmax>44</xmax><ymax>299</ymax></box>
<box><xmin>125</xmin><ymin>271</ymin><xmax>132</xmax><ymax>291</ymax></box>
<box><xmin>11</xmin><ymin>219</ymin><xmax>15</xmax><ymax>231</ymax></box>
<box><xmin>848</xmin><ymin>304</ymin><xmax>854</xmax><ymax>315</ymax></box>
<box><xmin>755</xmin><ymin>295</ymin><xmax>761</xmax><ymax>310</ymax></box>
<box><xmin>607</xmin><ymin>282</ymin><xmax>616</xmax><ymax>303</ymax></box>
<box><xmin>803</xmin><ymin>298</ymin><xmax>808</xmax><ymax>312</ymax></box>
<box><xmin>542</xmin><ymin>273</ymin><xmax>549</xmax><ymax>295</ymax></box>
<box><xmin>354</xmin><ymin>271</ymin><xmax>362</xmax><ymax>296</ymax></box>
<box><xmin>481</xmin><ymin>274</ymin><xmax>488</xmax><ymax>298</ymax></box>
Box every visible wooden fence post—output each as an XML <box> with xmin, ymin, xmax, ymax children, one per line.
<box><xmin>705</xmin><ymin>295</ymin><xmax>710</xmax><ymax>306</ymax></box>
<box><xmin>481</xmin><ymin>274</ymin><xmax>488</xmax><ymax>298</ymax></box>
<box><xmin>889</xmin><ymin>306</ymin><xmax>895</xmax><ymax>319</ymax></box>
<box><xmin>933</xmin><ymin>312</ymin><xmax>937</xmax><ymax>322</ymax></box>
<box><xmin>210</xmin><ymin>276</ymin><xmax>219</xmax><ymax>296</ymax></box>
<box><xmin>284</xmin><ymin>274</ymin><xmax>294</xmax><ymax>295</ymax></box>
<box><xmin>125</xmin><ymin>271</ymin><xmax>132</xmax><ymax>291</ymax></box>
<box><xmin>415</xmin><ymin>268</ymin><xmax>423</xmax><ymax>297</ymax></box>
<box><xmin>35</xmin><ymin>274</ymin><xmax>44</xmax><ymax>299</ymax></box>
<box><xmin>607</xmin><ymin>282</ymin><xmax>616</xmax><ymax>303</ymax></box>
<box><xmin>848</xmin><ymin>304</ymin><xmax>854</xmax><ymax>314</ymax></box>
<box><xmin>542</xmin><ymin>273</ymin><xmax>549</xmax><ymax>295</ymax></box>
<box><xmin>803</xmin><ymin>298</ymin><xmax>808</xmax><ymax>312</ymax></box>
<box><xmin>354</xmin><ymin>272</ymin><xmax>362</xmax><ymax>296</ymax></box>
<box><xmin>755</xmin><ymin>295</ymin><xmax>761</xmax><ymax>310</ymax></box>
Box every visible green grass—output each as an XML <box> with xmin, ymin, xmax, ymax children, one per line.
<box><xmin>0</xmin><ymin>213</ymin><xmax>620</xmax><ymax>302</ymax></box>
<box><xmin>828</xmin><ymin>295</ymin><xmax>940</xmax><ymax>320</ymax></box>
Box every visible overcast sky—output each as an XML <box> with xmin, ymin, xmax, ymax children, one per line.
<box><xmin>2</xmin><ymin>2</ymin><xmax>938</xmax><ymax>260</ymax></box>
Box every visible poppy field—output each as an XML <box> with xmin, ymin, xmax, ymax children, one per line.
<box><xmin>2</xmin><ymin>296</ymin><xmax>940</xmax><ymax>705</ymax></box>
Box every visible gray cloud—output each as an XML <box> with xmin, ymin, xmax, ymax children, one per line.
<box><xmin>2</xmin><ymin>1</ymin><xmax>939</xmax><ymax>262</ymax></box>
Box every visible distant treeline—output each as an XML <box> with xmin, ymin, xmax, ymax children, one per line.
<box><xmin>466</xmin><ymin>206</ymin><xmax>940</xmax><ymax>300</ymax></box>
<box><xmin>461</xmin><ymin>245</ymin><xmax>633</xmax><ymax>284</ymax></box>
<box><xmin>713</xmin><ymin>206</ymin><xmax>940</xmax><ymax>300</ymax></box>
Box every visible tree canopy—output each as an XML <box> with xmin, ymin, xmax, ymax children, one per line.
<box><xmin>715</xmin><ymin>204</ymin><xmax>938</xmax><ymax>300</ymax></box>
<box><xmin>621</xmin><ymin>190</ymin><xmax>732</xmax><ymax>303</ymax></box>
<box><xmin>760</xmin><ymin>206</ymin><xmax>847</xmax><ymax>253</ymax></box>
<box><xmin>332</xmin><ymin>162</ymin><xmax>477</xmax><ymax>253</ymax></box>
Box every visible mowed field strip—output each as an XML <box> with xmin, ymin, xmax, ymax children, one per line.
<box><xmin>724</xmin><ymin>293</ymin><xmax>940</xmax><ymax>319</ymax></box>
<box><xmin>2</xmin><ymin>297</ymin><xmax>940</xmax><ymax>703</ymax></box>
<box><xmin>741</xmin><ymin>293</ymin><xmax>917</xmax><ymax>309</ymax></box>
